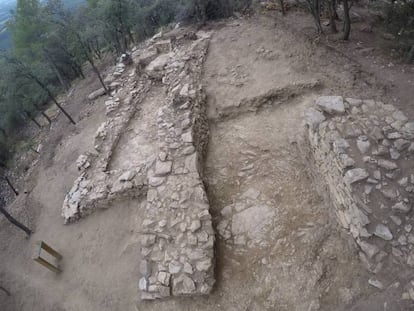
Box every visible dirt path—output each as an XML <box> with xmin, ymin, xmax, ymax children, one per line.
<box><xmin>1</xmin><ymin>13</ymin><xmax>414</xmax><ymax>311</ymax></box>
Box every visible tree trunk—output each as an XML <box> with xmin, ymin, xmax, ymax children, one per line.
<box><xmin>405</xmin><ymin>44</ymin><xmax>414</xmax><ymax>64</ymax></box>
<box><xmin>342</xmin><ymin>0</ymin><xmax>351</xmax><ymax>40</ymax></box>
<box><xmin>312</xmin><ymin>0</ymin><xmax>323</xmax><ymax>33</ymax></box>
<box><xmin>51</xmin><ymin>59</ymin><xmax>70</xmax><ymax>91</ymax></box>
<box><xmin>279</xmin><ymin>0</ymin><xmax>286</xmax><ymax>15</ymax></box>
<box><xmin>24</xmin><ymin>111</ymin><xmax>42</xmax><ymax>129</ymax></box>
<box><xmin>5</xmin><ymin>176</ymin><xmax>19</xmax><ymax>196</ymax></box>
<box><xmin>41</xmin><ymin>111</ymin><xmax>52</xmax><ymax>125</ymax></box>
<box><xmin>0</xmin><ymin>205</ymin><xmax>32</xmax><ymax>236</ymax></box>
<box><xmin>34</xmin><ymin>104</ymin><xmax>52</xmax><ymax>125</ymax></box>
<box><xmin>329</xmin><ymin>0</ymin><xmax>337</xmax><ymax>33</ymax></box>
<box><xmin>75</xmin><ymin>32</ymin><xmax>108</xmax><ymax>93</ymax></box>
<box><xmin>0</xmin><ymin>286</ymin><xmax>11</xmax><ymax>296</ymax></box>
<box><xmin>28</xmin><ymin>73</ymin><xmax>76</xmax><ymax>125</ymax></box>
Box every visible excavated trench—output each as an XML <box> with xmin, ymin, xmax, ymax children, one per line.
<box><xmin>59</xmin><ymin>17</ymin><xmax>414</xmax><ymax>310</ymax></box>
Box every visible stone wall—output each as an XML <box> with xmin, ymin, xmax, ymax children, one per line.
<box><xmin>62</xmin><ymin>72</ymin><xmax>150</xmax><ymax>223</ymax></box>
<box><xmin>303</xmin><ymin>96</ymin><xmax>414</xmax><ymax>277</ymax></box>
<box><xmin>138</xmin><ymin>32</ymin><xmax>215</xmax><ymax>300</ymax></box>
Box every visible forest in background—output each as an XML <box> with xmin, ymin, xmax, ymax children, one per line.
<box><xmin>0</xmin><ymin>0</ymin><xmax>412</xmax><ymax>170</ymax></box>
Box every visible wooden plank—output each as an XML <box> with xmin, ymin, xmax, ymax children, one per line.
<box><xmin>33</xmin><ymin>257</ymin><xmax>61</xmax><ymax>274</ymax></box>
<box><xmin>40</xmin><ymin>241</ymin><xmax>62</xmax><ymax>260</ymax></box>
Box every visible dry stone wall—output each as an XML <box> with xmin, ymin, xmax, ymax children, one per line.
<box><xmin>139</xmin><ymin>32</ymin><xmax>215</xmax><ymax>300</ymax></box>
<box><xmin>62</xmin><ymin>72</ymin><xmax>150</xmax><ymax>223</ymax></box>
<box><xmin>303</xmin><ymin>96</ymin><xmax>414</xmax><ymax>280</ymax></box>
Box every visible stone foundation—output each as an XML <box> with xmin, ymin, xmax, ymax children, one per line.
<box><xmin>303</xmin><ymin>96</ymin><xmax>414</xmax><ymax>274</ymax></box>
<box><xmin>138</xmin><ymin>32</ymin><xmax>215</xmax><ymax>300</ymax></box>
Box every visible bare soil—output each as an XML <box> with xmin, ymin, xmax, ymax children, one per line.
<box><xmin>1</xmin><ymin>9</ymin><xmax>414</xmax><ymax>311</ymax></box>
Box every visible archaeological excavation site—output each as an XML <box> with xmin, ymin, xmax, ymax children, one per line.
<box><xmin>2</xmin><ymin>7</ymin><xmax>414</xmax><ymax>311</ymax></box>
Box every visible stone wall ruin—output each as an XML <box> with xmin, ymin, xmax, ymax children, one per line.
<box><xmin>62</xmin><ymin>29</ymin><xmax>215</xmax><ymax>300</ymax></box>
<box><xmin>303</xmin><ymin>96</ymin><xmax>414</xmax><ymax>278</ymax></box>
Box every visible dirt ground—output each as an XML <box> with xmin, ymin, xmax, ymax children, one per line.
<box><xmin>1</xmin><ymin>9</ymin><xmax>414</xmax><ymax>311</ymax></box>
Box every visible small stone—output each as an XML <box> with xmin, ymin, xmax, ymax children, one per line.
<box><xmin>119</xmin><ymin>170</ymin><xmax>136</xmax><ymax>182</ymax></box>
<box><xmin>372</xmin><ymin>145</ymin><xmax>388</xmax><ymax>156</ymax></box>
<box><xmin>183</xmin><ymin>146</ymin><xmax>195</xmax><ymax>155</ymax></box>
<box><xmin>172</xmin><ymin>274</ymin><xmax>196</xmax><ymax>295</ymax></box>
<box><xmin>168</xmin><ymin>261</ymin><xmax>182</xmax><ymax>274</ymax></box>
<box><xmin>407</xmin><ymin>251</ymin><xmax>414</xmax><ymax>267</ymax></box>
<box><xmin>405</xmin><ymin>225</ymin><xmax>412</xmax><ymax>233</ymax></box>
<box><xmin>392</xmin><ymin>110</ymin><xmax>408</xmax><ymax>122</ymax></box>
<box><xmin>373</xmin><ymin>170</ymin><xmax>381</xmax><ymax>180</ymax></box>
<box><xmin>399</xmin><ymin>177</ymin><xmax>409</xmax><ymax>186</ymax></box>
<box><xmin>357</xmin><ymin>240</ymin><xmax>379</xmax><ymax>259</ymax></box>
<box><xmin>378</xmin><ymin>159</ymin><xmax>398</xmax><ymax>170</ymax></box>
<box><xmin>139</xmin><ymin>277</ymin><xmax>149</xmax><ymax>291</ymax></box>
<box><xmin>381</xmin><ymin>188</ymin><xmax>398</xmax><ymax>200</ymax></box>
<box><xmin>316</xmin><ymin>96</ymin><xmax>345</xmax><ymax>114</ymax></box>
<box><xmin>179</xmin><ymin>222</ymin><xmax>187</xmax><ymax>232</ymax></box>
<box><xmin>183</xmin><ymin>262</ymin><xmax>194</xmax><ymax>274</ymax></box>
<box><xmin>374</xmin><ymin>224</ymin><xmax>393</xmax><ymax>241</ymax></box>
<box><xmin>401</xmin><ymin>122</ymin><xmax>414</xmax><ymax>137</ymax></box>
<box><xmin>196</xmin><ymin>259</ymin><xmax>212</xmax><ymax>271</ymax></box>
<box><xmin>141</xmin><ymin>234</ymin><xmax>156</xmax><ymax>246</ymax></box>
<box><xmin>182</xmin><ymin>132</ymin><xmax>193</xmax><ymax>143</ymax></box>
<box><xmin>390</xmin><ymin>215</ymin><xmax>402</xmax><ymax>226</ymax></box>
<box><xmin>140</xmin><ymin>260</ymin><xmax>151</xmax><ymax>277</ymax></box>
<box><xmin>149</xmin><ymin>176</ymin><xmax>165</xmax><ymax>187</ymax></box>
<box><xmin>241</xmin><ymin>188</ymin><xmax>261</xmax><ymax>200</ymax></box>
<box><xmin>187</xmin><ymin>233</ymin><xmax>197</xmax><ymax>245</ymax></box>
<box><xmin>398</xmin><ymin>235</ymin><xmax>408</xmax><ymax>245</ymax></box>
<box><xmin>157</xmin><ymin>271</ymin><xmax>171</xmax><ymax>286</ymax></box>
<box><xmin>189</xmin><ymin>220</ymin><xmax>201</xmax><ymax>232</ymax></box>
<box><xmin>409</xmin><ymin>143</ymin><xmax>414</xmax><ymax>153</ymax></box>
<box><xmin>390</xmin><ymin>148</ymin><xmax>400</xmax><ymax>160</ymax></box>
<box><xmin>409</xmin><ymin>288</ymin><xmax>414</xmax><ymax>301</ymax></box>
<box><xmin>158</xmin><ymin>285</ymin><xmax>171</xmax><ymax>297</ymax></box>
<box><xmin>155</xmin><ymin>160</ymin><xmax>173</xmax><ymax>176</ymax></box>
<box><xmin>370</xmin><ymin>127</ymin><xmax>384</xmax><ymax>141</ymax></box>
<box><xmin>221</xmin><ymin>205</ymin><xmax>233</xmax><ymax>216</ymax></box>
<box><xmin>344</xmin><ymin>168</ymin><xmax>369</xmax><ymax>186</ymax></box>
<box><xmin>365</xmin><ymin>185</ymin><xmax>373</xmax><ymax>194</ymax></box>
<box><xmin>333</xmin><ymin>139</ymin><xmax>350</xmax><ymax>154</ymax></box>
<box><xmin>159</xmin><ymin>152</ymin><xmax>168</xmax><ymax>162</ymax></box>
<box><xmin>394</xmin><ymin>139</ymin><xmax>410</xmax><ymax>151</ymax></box>
<box><xmin>368</xmin><ymin>278</ymin><xmax>384</xmax><ymax>289</ymax></box>
<box><xmin>386</xmin><ymin>132</ymin><xmax>402</xmax><ymax>140</ymax></box>
<box><xmin>346</xmin><ymin>98</ymin><xmax>363</xmax><ymax>106</ymax></box>
<box><xmin>356</xmin><ymin>136</ymin><xmax>371</xmax><ymax>154</ymax></box>
<box><xmin>392</xmin><ymin>202</ymin><xmax>411</xmax><ymax>213</ymax></box>
<box><xmin>339</xmin><ymin>154</ymin><xmax>355</xmax><ymax>168</ymax></box>
<box><xmin>179</xmin><ymin>83</ymin><xmax>189</xmax><ymax>97</ymax></box>
<box><xmin>304</xmin><ymin>108</ymin><xmax>325</xmax><ymax>130</ymax></box>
